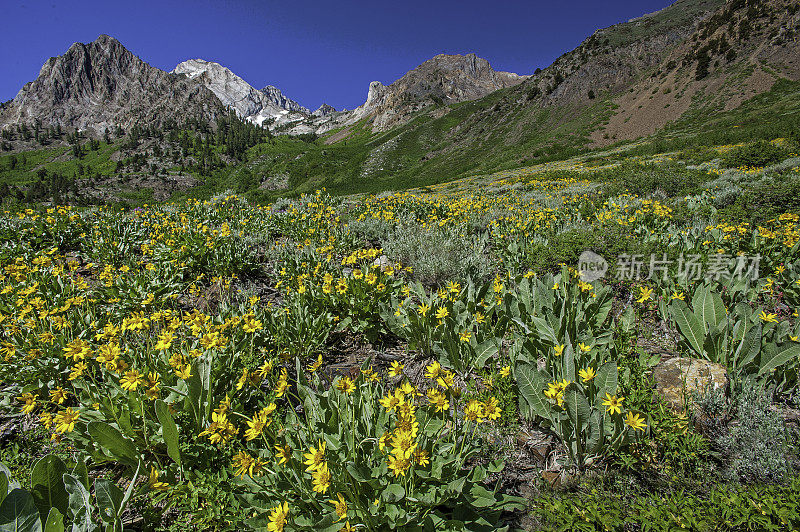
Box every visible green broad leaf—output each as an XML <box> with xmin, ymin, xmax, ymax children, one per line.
<box><xmin>243</xmin><ymin>515</ymin><xmax>273</xmax><ymax>530</ymax></box>
<box><xmin>87</xmin><ymin>422</ymin><xmax>139</xmax><ymax>467</ymax></box>
<box><xmin>472</xmin><ymin>339</ymin><xmax>498</xmax><ymax>370</ymax></box>
<box><xmin>324</xmin><ymin>434</ymin><xmax>342</xmax><ymax>451</ymax></box>
<box><xmin>42</xmin><ymin>508</ymin><xmax>64</xmax><ymax>532</ymax></box>
<box><xmin>0</xmin><ymin>465</ymin><xmax>19</xmax><ymax>492</ymax></box>
<box><xmin>530</xmin><ymin>316</ymin><xmax>559</xmax><ymax>346</ymax></box>
<box><xmin>699</xmin><ymin>288</ymin><xmax>727</xmax><ymax>332</ymax></box>
<box><xmin>594</xmin><ymin>361</ymin><xmax>618</xmax><ymax>407</ymax></box>
<box><xmin>116</xmin><ymin>410</ymin><xmax>135</xmax><ymax>440</ymax></box>
<box><xmin>187</xmin><ymin>356</ymin><xmax>211</xmax><ymax>427</ymax></box>
<box><xmin>445</xmin><ymin>475</ymin><xmax>467</xmax><ymax>496</ymax></box>
<box><xmin>311</xmin><ymin>513</ymin><xmax>345</xmax><ymax>532</ymax></box>
<box><xmin>385</xmin><ymin>502</ymin><xmax>403</xmax><ymax>525</ymax></box>
<box><xmin>422</xmin><ymin>417</ymin><xmax>444</xmax><ymax>437</ymax></box>
<box><xmin>468</xmin><ymin>484</ymin><xmax>497</xmax><ymax>508</ymax></box>
<box><xmin>345</xmin><ymin>463</ymin><xmax>370</xmax><ymax>483</ymax></box>
<box><xmin>738</xmin><ymin>321</ymin><xmax>762</xmax><ymax>370</ymax></box>
<box><xmin>594</xmin><ymin>298</ymin><xmax>613</xmax><ymax>328</ymax></box>
<box><xmin>563</xmin><ymin>383</ymin><xmax>590</xmax><ymax>429</ymax></box>
<box><xmin>71</xmin><ymin>458</ymin><xmax>89</xmax><ymax>491</ymax></box>
<box><xmin>671</xmin><ymin>301</ymin><xmax>706</xmax><ymax>357</ymax></box>
<box><xmin>468</xmin><ymin>465</ymin><xmax>487</xmax><ymax>483</ymax></box>
<box><xmin>94</xmin><ymin>479</ymin><xmax>123</xmax><ymax>524</ymax></box>
<box><xmin>0</xmin><ymin>473</ymin><xmax>8</xmax><ymax>506</ymax></box>
<box><xmin>298</xmin><ymin>383</ymin><xmax>322</xmax><ymax>425</ymax></box>
<box><xmin>586</xmin><ymin>410</ymin><xmax>602</xmax><ymax>454</ymax></box>
<box><xmin>233</xmin><ymin>493</ymin><xmax>269</xmax><ymax>511</ymax></box>
<box><xmin>118</xmin><ymin>461</ymin><xmax>140</xmax><ymax>523</ymax></box>
<box><xmin>704</xmin><ymin>322</ymin><xmax>728</xmax><ymax>364</ymax></box>
<box><xmin>155</xmin><ymin>400</ymin><xmax>181</xmax><ymax>468</ymax></box>
<box><xmin>562</xmin><ymin>342</ymin><xmax>575</xmax><ymax>382</ymax></box>
<box><xmin>691</xmin><ymin>285</ymin><xmax>708</xmax><ymax>327</ymax></box>
<box><xmin>0</xmin><ymin>489</ymin><xmax>42</xmax><ymax>532</ymax></box>
<box><xmin>514</xmin><ymin>362</ymin><xmax>552</xmax><ymax>422</ymax></box>
<box><xmin>486</xmin><ymin>459</ymin><xmax>504</xmax><ymax>474</ymax></box>
<box><xmin>429</xmin><ymin>456</ymin><xmax>451</xmax><ymax>481</ymax></box>
<box><xmin>730</xmin><ymin>320</ymin><xmax>748</xmax><ymax>367</ymax></box>
<box><xmin>758</xmin><ymin>343</ymin><xmax>800</xmax><ymax>377</ymax></box>
<box><xmin>382</xmin><ymin>484</ymin><xmax>405</xmax><ymax>503</ymax></box>
<box><xmin>30</xmin><ymin>455</ymin><xmax>68</xmax><ymax>524</ymax></box>
<box><xmin>620</xmin><ymin>305</ymin><xmax>635</xmax><ymax>334</ymax></box>
<box><xmin>408</xmin><ymin>487</ymin><xmax>438</xmax><ymax>506</ymax></box>
<box><xmin>63</xmin><ymin>473</ymin><xmax>92</xmax><ymax>531</ymax></box>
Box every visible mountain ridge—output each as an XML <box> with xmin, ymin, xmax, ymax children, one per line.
<box><xmin>0</xmin><ymin>0</ymin><xmax>798</xmax><ymax>203</ymax></box>
<box><xmin>172</xmin><ymin>58</ymin><xmax>310</xmax><ymax>128</ymax></box>
<box><xmin>0</xmin><ymin>34</ymin><xmax>224</xmax><ymax>132</ymax></box>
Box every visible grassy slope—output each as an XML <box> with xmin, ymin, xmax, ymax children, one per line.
<box><xmin>599</xmin><ymin>0</ymin><xmax>726</xmax><ymax>47</ymax></box>
<box><xmin>1</xmin><ymin>77</ymin><xmax>798</xmax><ymax>203</ymax></box>
<box><xmin>1</xmin><ymin>1</ymin><xmax>796</xmax><ymax>202</ymax></box>
<box><xmin>202</xmin><ymin>90</ymin><xmax>617</xmax><ymax>197</ymax></box>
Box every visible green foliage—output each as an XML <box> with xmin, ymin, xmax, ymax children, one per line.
<box><xmin>721</xmin><ymin>140</ymin><xmax>788</xmax><ymax>169</ymax></box>
<box><xmin>531</xmin><ymin>475</ymin><xmax>800</xmax><ymax>531</ymax></box>
<box><xmin>664</xmin><ymin>283</ymin><xmax>800</xmax><ymax>388</ymax></box>
<box><xmin>511</xmin><ymin>270</ymin><xmax>644</xmax><ymax>470</ymax></box>
<box><xmin>616</xmin><ymin>350</ymin><xmax>712</xmax><ymax>477</ymax></box>
<box><xmin>602</xmin><ymin>161</ymin><xmax>708</xmax><ymax>197</ymax></box>
<box><xmin>720</xmin><ymin>380</ymin><xmax>792</xmax><ymax>483</ymax></box>
<box><xmin>232</xmin><ymin>358</ymin><xmax>525</xmax><ymax>530</ymax></box>
<box><xmin>0</xmin><ymin>455</ymin><xmax>140</xmax><ymax>532</ymax></box>
<box><xmin>382</xmin><ymin>223</ymin><xmax>491</xmax><ymax>286</ymax></box>
<box><xmin>734</xmin><ymin>175</ymin><xmax>800</xmax><ymax>225</ymax></box>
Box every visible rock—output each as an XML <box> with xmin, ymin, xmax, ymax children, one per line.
<box><xmin>173</xmin><ymin>59</ymin><xmax>309</xmax><ymax>127</ymax></box>
<box><xmin>373</xmin><ymin>255</ymin><xmax>391</xmax><ymax>272</ymax></box>
<box><xmin>516</xmin><ymin>427</ymin><xmax>554</xmax><ymax>467</ymax></box>
<box><xmin>313</xmin><ymin>103</ymin><xmax>337</xmax><ymax>117</ymax></box>
<box><xmin>320</xmin><ymin>362</ymin><xmax>360</xmax><ymax>384</ymax></box>
<box><xmin>344</xmin><ymin>53</ymin><xmax>528</xmax><ymax>131</ymax></box>
<box><xmin>2</xmin><ymin>35</ymin><xmax>224</xmax><ymax>132</ymax></box>
<box><xmin>541</xmin><ymin>470</ymin><xmax>561</xmax><ymax>488</ymax></box>
<box><xmin>653</xmin><ymin>356</ymin><xmax>728</xmax><ymax>411</ymax></box>
<box><xmin>260</xmin><ymin>85</ymin><xmax>309</xmax><ymax>114</ymax></box>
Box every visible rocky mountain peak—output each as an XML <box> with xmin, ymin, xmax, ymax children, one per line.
<box><xmin>2</xmin><ymin>35</ymin><xmax>223</xmax><ymax>132</ymax></box>
<box><xmin>172</xmin><ymin>61</ymin><xmax>310</xmax><ymax>127</ymax></box>
<box><xmin>313</xmin><ymin>103</ymin><xmax>336</xmax><ymax>117</ymax></box>
<box><xmin>259</xmin><ymin>85</ymin><xmax>309</xmax><ymax>115</ymax></box>
<box><xmin>346</xmin><ymin>52</ymin><xmax>528</xmax><ymax>131</ymax></box>
<box><xmin>173</xmin><ymin>58</ymin><xmax>267</xmax><ymax>118</ymax></box>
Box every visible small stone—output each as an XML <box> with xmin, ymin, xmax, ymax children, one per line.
<box><xmin>373</xmin><ymin>255</ymin><xmax>391</xmax><ymax>272</ymax></box>
<box><xmin>541</xmin><ymin>470</ymin><xmax>561</xmax><ymax>488</ymax></box>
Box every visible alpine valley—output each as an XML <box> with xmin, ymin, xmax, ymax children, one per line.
<box><xmin>1</xmin><ymin>0</ymin><xmax>798</xmax><ymax>203</ymax></box>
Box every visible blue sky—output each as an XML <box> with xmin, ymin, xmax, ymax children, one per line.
<box><xmin>1</xmin><ymin>0</ymin><xmax>672</xmax><ymax>111</ymax></box>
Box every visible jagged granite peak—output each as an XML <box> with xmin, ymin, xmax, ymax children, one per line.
<box><xmin>260</xmin><ymin>85</ymin><xmax>310</xmax><ymax>114</ymax></box>
<box><xmin>173</xmin><ymin>58</ymin><xmax>268</xmax><ymax>118</ymax></box>
<box><xmin>313</xmin><ymin>103</ymin><xmax>336</xmax><ymax>117</ymax></box>
<box><xmin>347</xmin><ymin>53</ymin><xmax>528</xmax><ymax>130</ymax></box>
<box><xmin>1</xmin><ymin>34</ymin><xmax>224</xmax><ymax>132</ymax></box>
<box><xmin>171</xmin><ymin>59</ymin><xmax>309</xmax><ymax>126</ymax></box>
<box><xmin>172</xmin><ymin>59</ymin><xmax>311</xmax><ymax>124</ymax></box>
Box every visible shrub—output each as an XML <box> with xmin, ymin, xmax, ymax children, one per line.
<box><xmin>531</xmin><ymin>475</ymin><xmax>800</xmax><ymax>531</ymax></box>
<box><xmin>720</xmin><ymin>381</ymin><xmax>791</xmax><ymax>483</ymax></box>
<box><xmin>721</xmin><ymin>140</ymin><xmax>787</xmax><ymax>168</ymax></box>
<box><xmin>382</xmin><ymin>223</ymin><xmax>491</xmax><ymax>286</ymax></box>
<box><xmin>737</xmin><ymin>175</ymin><xmax>800</xmax><ymax>224</ymax></box>
<box><xmin>526</xmin><ymin>228</ymin><xmax>600</xmax><ymax>273</ymax></box>
<box><xmin>603</xmin><ymin>161</ymin><xmax>705</xmax><ymax>197</ymax></box>
<box><xmin>346</xmin><ymin>215</ymin><xmax>393</xmax><ymax>245</ymax></box>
